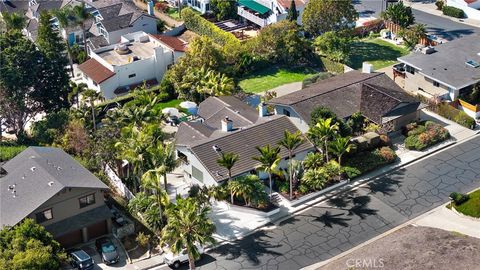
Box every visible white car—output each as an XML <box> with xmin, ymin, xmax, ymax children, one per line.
<box><xmin>163</xmin><ymin>244</ymin><xmax>204</xmax><ymax>269</ymax></box>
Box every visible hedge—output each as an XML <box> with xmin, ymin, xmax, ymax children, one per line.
<box><xmin>320</xmin><ymin>56</ymin><xmax>344</xmax><ymax>74</ymax></box>
<box><xmin>181</xmin><ymin>8</ymin><xmax>240</xmax><ymax>46</ymax></box>
<box><xmin>442</xmin><ymin>6</ymin><xmax>464</xmax><ymax>18</ymax></box>
<box><xmin>0</xmin><ymin>145</ymin><xmax>27</xmax><ymax>162</ymax></box>
<box><xmin>436</xmin><ymin>103</ymin><xmax>475</xmax><ymax>129</ymax></box>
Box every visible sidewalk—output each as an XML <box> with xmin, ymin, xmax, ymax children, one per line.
<box><xmin>125</xmin><ymin>254</ymin><xmax>165</xmax><ymax>270</ymax></box>
<box><xmin>406</xmin><ymin>0</ymin><xmax>480</xmax><ymax>28</ymax></box>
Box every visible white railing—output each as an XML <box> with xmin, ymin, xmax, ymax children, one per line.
<box><xmin>104</xmin><ymin>164</ymin><xmax>135</xmax><ymax>200</ymax></box>
<box><xmin>237</xmin><ymin>6</ymin><xmax>267</xmax><ymax>27</ymax></box>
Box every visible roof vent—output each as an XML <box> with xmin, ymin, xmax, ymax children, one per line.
<box><xmin>29</xmin><ymin>155</ymin><xmax>36</xmax><ymax>159</ymax></box>
<box><xmin>466</xmin><ymin>60</ymin><xmax>480</xmax><ymax>68</ymax></box>
<box><xmin>421</xmin><ymin>47</ymin><xmax>436</xmax><ymax>54</ymax></box>
<box><xmin>213</xmin><ymin>145</ymin><xmax>222</xmax><ymax>153</ymax></box>
<box><xmin>30</xmin><ymin>166</ymin><xmax>36</xmax><ymax>172</ymax></box>
<box><xmin>48</xmin><ymin>181</ymin><xmax>54</xmax><ymax>186</ymax></box>
<box><xmin>8</xmin><ymin>184</ymin><xmax>16</xmax><ymax>191</ymax></box>
<box><xmin>57</xmin><ymin>166</ymin><xmax>62</xmax><ymax>171</ymax></box>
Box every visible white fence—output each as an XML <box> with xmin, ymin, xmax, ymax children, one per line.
<box><xmin>104</xmin><ymin>164</ymin><xmax>135</xmax><ymax>200</ymax></box>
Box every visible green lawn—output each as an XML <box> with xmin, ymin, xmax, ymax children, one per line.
<box><xmin>165</xmin><ymin>7</ymin><xmax>180</xmax><ymax>19</ymax></box>
<box><xmin>153</xmin><ymin>99</ymin><xmax>182</xmax><ymax>110</ymax></box>
<box><xmin>453</xmin><ymin>190</ymin><xmax>480</xmax><ymax>218</ymax></box>
<box><xmin>239</xmin><ymin>67</ymin><xmax>319</xmax><ymax>94</ymax></box>
<box><xmin>0</xmin><ymin>145</ymin><xmax>27</xmax><ymax>162</ymax></box>
<box><xmin>348</xmin><ymin>38</ymin><xmax>409</xmax><ymax>70</ymax></box>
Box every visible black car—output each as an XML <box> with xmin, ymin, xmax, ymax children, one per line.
<box><xmin>95</xmin><ymin>237</ymin><xmax>120</xmax><ymax>265</ymax></box>
<box><xmin>69</xmin><ymin>249</ymin><xmax>94</xmax><ymax>270</ymax></box>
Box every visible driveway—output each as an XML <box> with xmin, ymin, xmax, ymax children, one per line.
<box><xmin>171</xmin><ymin>135</ymin><xmax>480</xmax><ymax>269</ymax></box>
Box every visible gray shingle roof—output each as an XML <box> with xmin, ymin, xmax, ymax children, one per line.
<box><xmin>91</xmin><ymin>0</ymin><xmax>154</xmax><ymax>32</ymax></box>
<box><xmin>176</xmin><ymin>121</ymin><xmax>216</xmax><ymax>146</ymax></box>
<box><xmin>0</xmin><ymin>147</ymin><xmax>108</xmax><ymax>227</ymax></box>
<box><xmin>268</xmin><ymin>71</ymin><xmax>421</xmax><ymax>125</ymax></box>
<box><xmin>398</xmin><ymin>35</ymin><xmax>480</xmax><ymax>89</ymax></box>
<box><xmin>189</xmin><ymin>116</ymin><xmax>315</xmax><ymax>182</ymax></box>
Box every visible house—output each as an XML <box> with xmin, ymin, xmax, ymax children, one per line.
<box><xmin>175</xmin><ymin>96</ymin><xmax>315</xmax><ymax>186</ymax></box>
<box><xmin>0</xmin><ymin>147</ymin><xmax>112</xmax><ymax>247</ymax></box>
<box><xmin>185</xmin><ymin>0</ymin><xmax>211</xmax><ymax>14</ymax></box>
<box><xmin>77</xmin><ymin>31</ymin><xmax>186</xmax><ymax>100</ymax></box>
<box><xmin>267</xmin><ymin>71</ymin><xmax>425</xmax><ymax>133</ymax></box>
<box><xmin>397</xmin><ymin>35</ymin><xmax>480</xmax><ymax>101</ymax></box>
<box><xmin>237</xmin><ymin>0</ymin><xmax>307</xmax><ymax>27</ymax></box>
<box><xmin>446</xmin><ymin>0</ymin><xmax>480</xmax><ymax>20</ymax></box>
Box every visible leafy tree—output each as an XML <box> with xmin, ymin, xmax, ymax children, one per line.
<box><xmin>253</xmin><ymin>145</ymin><xmax>281</xmax><ymax>198</ymax></box>
<box><xmin>157</xmin><ymin>19</ymin><xmax>166</xmax><ymax>32</ymax></box>
<box><xmin>328</xmin><ymin>136</ymin><xmax>356</xmax><ymax>165</ymax></box>
<box><xmin>72</xmin><ymin>2</ymin><xmax>91</xmax><ymax>54</ymax></box>
<box><xmin>162</xmin><ymin>197</ymin><xmax>215</xmax><ymax>270</ymax></box>
<box><xmin>302</xmin><ymin>0</ymin><xmax>358</xmax><ymax>36</ymax></box>
<box><xmin>381</xmin><ymin>1</ymin><xmax>414</xmax><ymax>28</ymax></box>
<box><xmin>59</xmin><ymin>119</ymin><xmax>90</xmax><ymax>156</ymax></box>
<box><xmin>1</xmin><ymin>12</ymin><xmax>26</xmax><ymax>31</ymax></box>
<box><xmin>346</xmin><ymin>112</ymin><xmax>365</xmax><ymax>134</ymax></box>
<box><xmin>53</xmin><ymin>7</ymin><xmax>75</xmax><ymax>76</ymax></box>
<box><xmin>307</xmin><ymin>118</ymin><xmax>339</xmax><ymax>162</ymax></box>
<box><xmin>310</xmin><ymin>106</ymin><xmax>351</xmax><ymax>136</ymax></box>
<box><xmin>313</xmin><ymin>31</ymin><xmax>352</xmax><ymax>63</ymax></box>
<box><xmin>0</xmin><ymin>219</ymin><xmax>66</xmax><ymax>269</ymax></box>
<box><xmin>210</xmin><ymin>0</ymin><xmax>237</xmax><ymax>20</ymax></box>
<box><xmin>31</xmin><ymin>109</ymin><xmax>70</xmax><ymax>145</ymax></box>
<box><xmin>287</xmin><ymin>0</ymin><xmax>298</xmax><ymax>22</ymax></box>
<box><xmin>278</xmin><ymin>130</ymin><xmax>304</xmax><ymax>200</ymax></box>
<box><xmin>399</xmin><ymin>24</ymin><xmax>426</xmax><ymax>50</ymax></box>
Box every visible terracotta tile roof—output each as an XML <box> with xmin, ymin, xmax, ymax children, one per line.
<box><xmin>464</xmin><ymin>0</ymin><xmax>477</xmax><ymax>4</ymax></box>
<box><xmin>78</xmin><ymin>58</ymin><xmax>116</xmax><ymax>84</ymax></box>
<box><xmin>277</xmin><ymin>0</ymin><xmax>306</xmax><ymax>9</ymax></box>
<box><xmin>150</xmin><ymin>34</ymin><xmax>187</xmax><ymax>52</ymax></box>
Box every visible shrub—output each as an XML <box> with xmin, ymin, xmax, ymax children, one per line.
<box><xmin>435</xmin><ymin>0</ymin><xmax>444</xmax><ymax>10</ymax></box>
<box><xmin>155</xmin><ymin>2</ymin><xmax>168</xmax><ymax>12</ymax></box>
<box><xmin>407</xmin><ymin>126</ymin><xmax>426</xmax><ymax>137</ymax></box>
<box><xmin>375</xmin><ymin>147</ymin><xmax>396</xmax><ymax>163</ymax></box>
<box><xmin>343</xmin><ymin>166</ymin><xmax>362</xmax><ymax>179</ymax></box>
<box><xmin>278</xmin><ymin>181</ymin><xmax>289</xmax><ymax>193</ymax></box>
<box><xmin>181</xmin><ymin>8</ymin><xmax>239</xmax><ymax>46</ymax></box>
<box><xmin>320</xmin><ymin>56</ymin><xmax>344</xmax><ymax>74</ymax></box>
<box><xmin>136</xmin><ymin>232</ymin><xmax>150</xmax><ymax>247</ymax></box>
<box><xmin>436</xmin><ymin>103</ymin><xmax>475</xmax><ymax>129</ymax></box>
<box><xmin>298</xmin><ymin>184</ymin><xmax>310</xmax><ymax>194</ymax></box>
<box><xmin>343</xmin><ymin>147</ymin><xmax>397</xmax><ymax>178</ymax></box>
<box><xmin>404</xmin><ymin>121</ymin><xmax>450</xmax><ymax>150</ymax></box>
<box><xmin>0</xmin><ymin>145</ymin><xmax>27</xmax><ymax>162</ymax></box>
<box><xmin>442</xmin><ymin>6</ymin><xmax>464</xmax><ymax>18</ymax></box>
<box><xmin>302</xmin><ymin>72</ymin><xmax>332</xmax><ymax>88</ymax></box>
<box><xmin>379</xmin><ymin>134</ymin><xmax>391</xmax><ymax>147</ymax></box>
<box><xmin>450</xmin><ymin>192</ymin><xmax>469</xmax><ymax>205</ymax></box>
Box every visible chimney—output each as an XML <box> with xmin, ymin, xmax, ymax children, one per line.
<box><xmin>258</xmin><ymin>102</ymin><xmax>268</xmax><ymax>117</ymax></box>
<box><xmin>147</xmin><ymin>1</ymin><xmax>154</xmax><ymax>16</ymax></box>
<box><xmin>362</xmin><ymin>62</ymin><xmax>374</xmax><ymax>73</ymax></box>
<box><xmin>221</xmin><ymin>116</ymin><xmax>233</xmax><ymax>132</ymax></box>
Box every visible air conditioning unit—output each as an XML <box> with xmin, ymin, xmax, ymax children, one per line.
<box><xmin>421</xmin><ymin>47</ymin><xmax>436</xmax><ymax>55</ymax></box>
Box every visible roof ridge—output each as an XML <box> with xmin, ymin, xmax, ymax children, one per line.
<box><xmin>183</xmin><ymin>121</ymin><xmax>210</xmax><ymax>138</ymax></box>
<box><xmin>205</xmin><ymin>106</ymin><xmax>255</xmax><ymax>124</ymax></box>
<box><xmin>289</xmin><ymin>72</ymin><xmax>384</xmax><ymax>106</ymax></box>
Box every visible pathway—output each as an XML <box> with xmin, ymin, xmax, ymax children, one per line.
<box><xmin>132</xmin><ymin>0</ymin><xmax>183</xmax><ymax>28</ymax></box>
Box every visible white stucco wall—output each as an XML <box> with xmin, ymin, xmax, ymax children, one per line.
<box><xmin>447</xmin><ymin>0</ymin><xmax>480</xmax><ymax>19</ymax></box>
<box><xmin>105</xmin><ymin>16</ymin><xmax>158</xmax><ymax>44</ymax></box>
<box><xmin>273</xmin><ymin>105</ymin><xmax>310</xmax><ymax>133</ymax></box>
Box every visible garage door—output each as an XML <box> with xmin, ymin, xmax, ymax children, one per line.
<box><xmin>56</xmin><ymin>230</ymin><xmax>82</xmax><ymax>248</ymax></box>
<box><xmin>87</xmin><ymin>220</ymin><xmax>107</xmax><ymax>240</ymax></box>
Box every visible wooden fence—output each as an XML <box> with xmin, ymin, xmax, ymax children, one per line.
<box><xmin>384</xmin><ymin>21</ymin><xmax>438</xmax><ymax>46</ymax></box>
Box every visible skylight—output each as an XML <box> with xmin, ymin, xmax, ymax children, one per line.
<box><xmin>465</xmin><ymin>60</ymin><xmax>480</xmax><ymax>68</ymax></box>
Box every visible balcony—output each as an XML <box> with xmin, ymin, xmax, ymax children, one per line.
<box><xmin>237</xmin><ymin>0</ymin><xmax>270</xmax><ymax>27</ymax></box>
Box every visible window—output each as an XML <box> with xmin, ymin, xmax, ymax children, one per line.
<box><xmin>36</xmin><ymin>209</ymin><xmax>53</xmax><ymax>223</ymax></box>
<box><xmin>205</xmin><ymin>3</ymin><xmax>210</xmax><ymax>11</ymax></box>
<box><xmin>128</xmin><ymin>73</ymin><xmax>136</xmax><ymax>78</ymax></box>
<box><xmin>192</xmin><ymin>166</ymin><xmax>203</xmax><ymax>182</ymax></box>
<box><xmin>93</xmin><ymin>81</ymin><xmax>98</xmax><ymax>87</ymax></box>
<box><xmin>433</xmin><ymin>81</ymin><xmax>440</xmax><ymax>87</ymax></box>
<box><xmin>406</xmin><ymin>65</ymin><xmax>415</xmax><ymax>75</ymax></box>
<box><xmin>79</xmin><ymin>193</ymin><xmax>95</xmax><ymax>208</ymax></box>
<box><xmin>283</xmin><ymin>108</ymin><xmax>291</xmax><ymax>117</ymax></box>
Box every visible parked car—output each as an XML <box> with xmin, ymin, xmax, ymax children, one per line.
<box><xmin>95</xmin><ymin>237</ymin><xmax>120</xmax><ymax>265</ymax></box>
<box><xmin>163</xmin><ymin>244</ymin><xmax>204</xmax><ymax>269</ymax></box>
<box><xmin>69</xmin><ymin>249</ymin><xmax>94</xmax><ymax>270</ymax></box>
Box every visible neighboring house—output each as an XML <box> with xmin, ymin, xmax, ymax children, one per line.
<box><xmin>85</xmin><ymin>0</ymin><xmax>158</xmax><ymax>46</ymax></box>
<box><xmin>397</xmin><ymin>35</ymin><xmax>480</xmax><ymax>100</ymax></box>
<box><xmin>78</xmin><ymin>31</ymin><xmax>186</xmax><ymax>99</ymax></box>
<box><xmin>184</xmin><ymin>0</ymin><xmax>211</xmax><ymax>14</ymax></box>
<box><xmin>175</xmin><ymin>96</ymin><xmax>315</xmax><ymax>186</ymax></box>
<box><xmin>0</xmin><ymin>147</ymin><xmax>112</xmax><ymax>248</ymax></box>
<box><xmin>446</xmin><ymin>0</ymin><xmax>480</xmax><ymax>20</ymax></box>
<box><xmin>237</xmin><ymin>0</ymin><xmax>306</xmax><ymax>27</ymax></box>
<box><xmin>267</xmin><ymin>71</ymin><xmax>425</xmax><ymax>133</ymax></box>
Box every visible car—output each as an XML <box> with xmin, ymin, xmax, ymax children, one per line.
<box><xmin>69</xmin><ymin>249</ymin><xmax>94</xmax><ymax>270</ymax></box>
<box><xmin>95</xmin><ymin>237</ymin><xmax>120</xmax><ymax>265</ymax></box>
<box><xmin>163</xmin><ymin>244</ymin><xmax>204</xmax><ymax>269</ymax></box>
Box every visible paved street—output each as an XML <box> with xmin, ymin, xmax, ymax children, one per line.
<box><xmin>153</xmin><ymin>135</ymin><xmax>480</xmax><ymax>270</ymax></box>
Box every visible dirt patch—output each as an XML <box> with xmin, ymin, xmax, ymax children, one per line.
<box><xmin>320</xmin><ymin>225</ymin><xmax>480</xmax><ymax>270</ymax></box>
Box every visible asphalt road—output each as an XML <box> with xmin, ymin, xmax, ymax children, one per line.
<box><xmin>155</xmin><ymin>135</ymin><xmax>480</xmax><ymax>270</ymax></box>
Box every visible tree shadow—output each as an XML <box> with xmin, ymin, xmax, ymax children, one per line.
<box><xmin>348</xmin><ymin>41</ymin><xmax>406</xmax><ymax>69</ymax></box>
<box><xmin>313</xmin><ymin>211</ymin><xmax>351</xmax><ymax>228</ymax></box>
<box><xmin>209</xmin><ymin>230</ymin><xmax>282</xmax><ymax>265</ymax></box>
<box><xmin>171</xmin><ymin>254</ymin><xmax>217</xmax><ymax>270</ymax></box>
<box><xmin>363</xmin><ymin>169</ymin><xmax>404</xmax><ymax>196</ymax></box>
<box><xmin>422</xmin><ymin>27</ymin><xmax>476</xmax><ymax>41</ymax></box>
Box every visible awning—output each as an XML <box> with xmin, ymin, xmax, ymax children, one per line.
<box><xmin>238</xmin><ymin>0</ymin><xmax>271</xmax><ymax>15</ymax></box>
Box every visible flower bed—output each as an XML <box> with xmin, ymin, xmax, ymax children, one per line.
<box><xmin>343</xmin><ymin>146</ymin><xmax>397</xmax><ymax>179</ymax></box>
<box><xmin>403</xmin><ymin>121</ymin><xmax>450</xmax><ymax>151</ymax></box>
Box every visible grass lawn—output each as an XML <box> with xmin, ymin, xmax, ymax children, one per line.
<box><xmin>348</xmin><ymin>38</ymin><xmax>409</xmax><ymax>70</ymax></box>
<box><xmin>239</xmin><ymin>67</ymin><xmax>319</xmax><ymax>94</ymax></box>
<box><xmin>0</xmin><ymin>145</ymin><xmax>27</xmax><ymax>162</ymax></box>
<box><xmin>153</xmin><ymin>98</ymin><xmax>182</xmax><ymax>110</ymax></box>
<box><xmin>453</xmin><ymin>189</ymin><xmax>480</xmax><ymax>218</ymax></box>
<box><xmin>165</xmin><ymin>7</ymin><xmax>180</xmax><ymax>19</ymax></box>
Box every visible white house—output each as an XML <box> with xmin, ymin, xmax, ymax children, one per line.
<box><xmin>77</xmin><ymin>31</ymin><xmax>186</xmax><ymax>100</ymax></box>
<box><xmin>237</xmin><ymin>0</ymin><xmax>307</xmax><ymax>27</ymax></box>
<box><xmin>175</xmin><ymin>96</ymin><xmax>315</xmax><ymax>186</ymax></box>
<box><xmin>446</xmin><ymin>0</ymin><xmax>480</xmax><ymax>20</ymax></box>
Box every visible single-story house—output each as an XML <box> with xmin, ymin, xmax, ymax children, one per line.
<box><xmin>267</xmin><ymin>70</ymin><xmax>425</xmax><ymax>133</ymax></box>
<box><xmin>175</xmin><ymin>96</ymin><xmax>315</xmax><ymax>186</ymax></box>
<box><xmin>0</xmin><ymin>147</ymin><xmax>112</xmax><ymax>247</ymax></box>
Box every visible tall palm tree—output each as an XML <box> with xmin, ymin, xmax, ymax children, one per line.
<box><xmin>68</xmin><ymin>82</ymin><xmax>87</xmax><ymax>107</ymax></box>
<box><xmin>146</xmin><ymin>142</ymin><xmax>178</xmax><ymax>189</ymax></box>
<box><xmin>278</xmin><ymin>130</ymin><xmax>304</xmax><ymax>200</ymax></box>
<box><xmin>328</xmin><ymin>136</ymin><xmax>356</xmax><ymax>166</ymax></box>
<box><xmin>72</xmin><ymin>3</ymin><xmax>91</xmax><ymax>54</ymax></box>
<box><xmin>162</xmin><ymin>197</ymin><xmax>215</xmax><ymax>270</ymax></box>
<box><xmin>53</xmin><ymin>7</ymin><xmax>75</xmax><ymax>76</ymax></box>
<box><xmin>128</xmin><ymin>189</ymin><xmax>169</xmax><ymax>233</ymax></box>
<box><xmin>81</xmin><ymin>89</ymin><xmax>101</xmax><ymax>131</ymax></box>
<box><xmin>141</xmin><ymin>168</ymin><xmax>170</xmax><ymax>227</ymax></box>
<box><xmin>253</xmin><ymin>145</ymin><xmax>281</xmax><ymax>198</ymax></box>
<box><xmin>1</xmin><ymin>12</ymin><xmax>26</xmax><ymax>31</ymax></box>
<box><xmin>307</xmin><ymin>118</ymin><xmax>339</xmax><ymax>162</ymax></box>
<box><xmin>217</xmin><ymin>152</ymin><xmax>239</xmax><ymax>203</ymax></box>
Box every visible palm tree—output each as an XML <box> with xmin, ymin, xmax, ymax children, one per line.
<box><xmin>307</xmin><ymin>118</ymin><xmax>339</xmax><ymax>162</ymax></box>
<box><xmin>328</xmin><ymin>136</ymin><xmax>356</xmax><ymax>166</ymax></box>
<box><xmin>227</xmin><ymin>178</ymin><xmax>243</xmax><ymax>205</ymax></box>
<box><xmin>1</xmin><ymin>12</ymin><xmax>26</xmax><ymax>31</ymax></box>
<box><xmin>72</xmin><ymin>3</ymin><xmax>91</xmax><ymax>54</ymax></box>
<box><xmin>303</xmin><ymin>152</ymin><xmax>324</xmax><ymax>170</ymax></box>
<box><xmin>217</xmin><ymin>152</ymin><xmax>239</xmax><ymax>204</ymax></box>
<box><xmin>278</xmin><ymin>130</ymin><xmax>304</xmax><ymax>200</ymax></box>
<box><xmin>53</xmin><ymin>7</ymin><xmax>75</xmax><ymax>76</ymax></box>
<box><xmin>81</xmin><ymin>89</ymin><xmax>101</xmax><ymax>131</ymax></box>
<box><xmin>141</xmin><ymin>168</ymin><xmax>170</xmax><ymax>226</ymax></box>
<box><xmin>128</xmin><ymin>190</ymin><xmax>169</xmax><ymax>233</ymax></box>
<box><xmin>68</xmin><ymin>82</ymin><xmax>87</xmax><ymax>107</ymax></box>
<box><xmin>253</xmin><ymin>145</ymin><xmax>281</xmax><ymax>198</ymax></box>
<box><xmin>146</xmin><ymin>142</ymin><xmax>178</xmax><ymax>189</ymax></box>
<box><xmin>162</xmin><ymin>197</ymin><xmax>215</xmax><ymax>270</ymax></box>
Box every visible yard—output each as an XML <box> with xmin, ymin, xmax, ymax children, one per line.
<box><xmin>165</xmin><ymin>7</ymin><xmax>180</xmax><ymax>19</ymax></box>
<box><xmin>452</xmin><ymin>189</ymin><xmax>480</xmax><ymax>218</ymax></box>
<box><xmin>348</xmin><ymin>38</ymin><xmax>409</xmax><ymax>70</ymax></box>
<box><xmin>238</xmin><ymin>67</ymin><xmax>319</xmax><ymax>94</ymax></box>
<box><xmin>153</xmin><ymin>98</ymin><xmax>182</xmax><ymax>110</ymax></box>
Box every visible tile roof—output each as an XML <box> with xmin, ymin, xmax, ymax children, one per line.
<box><xmin>91</xmin><ymin>0</ymin><xmax>154</xmax><ymax>32</ymax></box>
<box><xmin>189</xmin><ymin>116</ymin><xmax>315</xmax><ymax>182</ymax></box>
<box><xmin>198</xmin><ymin>96</ymin><xmax>259</xmax><ymax>123</ymax></box>
<box><xmin>78</xmin><ymin>58</ymin><xmax>115</xmax><ymax>84</ymax></box>
<box><xmin>276</xmin><ymin>0</ymin><xmax>306</xmax><ymax>9</ymax></box>
<box><xmin>268</xmin><ymin>71</ymin><xmax>421</xmax><ymax>124</ymax></box>
<box><xmin>176</xmin><ymin>121</ymin><xmax>216</xmax><ymax>146</ymax></box>
<box><xmin>150</xmin><ymin>34</ymin><xmax>187</xmax><ymax>52</ymax></box>
<box><xmin>0</xmin><ymin>147</ymin><xmax>108</xmax><ymax>227</ymax></box>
